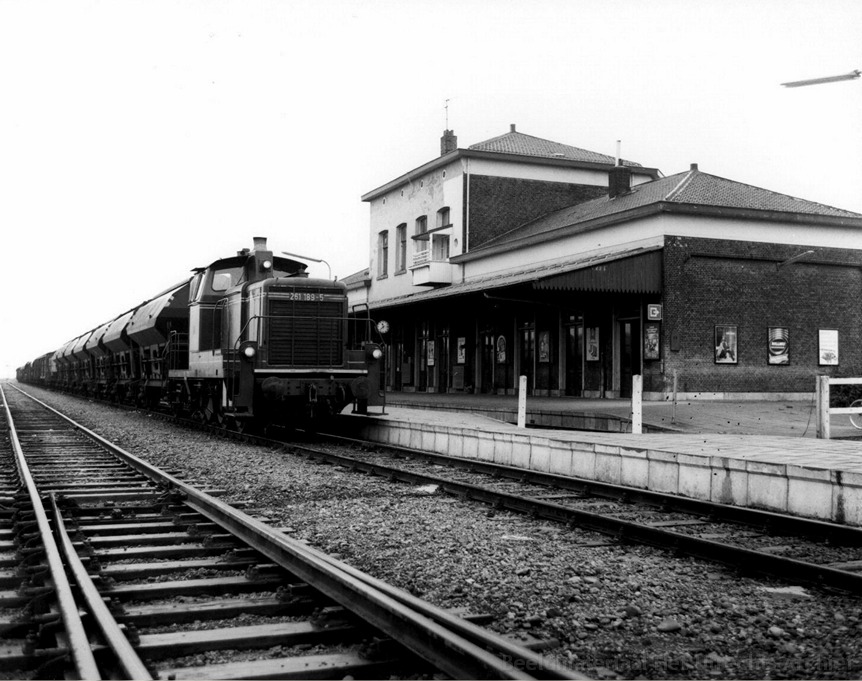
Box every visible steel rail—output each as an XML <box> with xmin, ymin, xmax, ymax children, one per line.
<box><xmin>10</xmin><ymin>384</ymin><xmax>580</xmax><ymax>680</ymax></box>
<box><xmin>0</xmin><ymin>384</ymin><xmax>102</xmax><ymax>680</ymax></box>
<box><xmin>49</xmin><ymin>493</ymin><xmax>153</xmax><ymax>680</ymax></box>
<box><xmin>285</xmin><ymin>439</ymin><xmax>862</xmax><ymax>593</ymax></box>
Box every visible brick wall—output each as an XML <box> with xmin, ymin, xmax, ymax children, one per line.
<box><xmin>663</xmin><ymin>235</ymin><xmax>862</xmax><ymax>394</ymax></box>
<box><xmin>467</xmin><ymin>175</ymin><xmax>606</xmax><ymax>249</ymax></box>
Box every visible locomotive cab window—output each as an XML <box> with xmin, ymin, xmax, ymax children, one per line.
<box><xmin>211</xmin><ymin>266</ymin><xmax>243</xmax><ymax>292</ymax></box>
<box><xmin>189</xmin><ymin>272</ymin><xmax>205</xmax><ymax>302</ymax></box>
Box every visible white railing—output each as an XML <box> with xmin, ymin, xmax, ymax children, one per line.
<box><xmin>816</xmin><ymin>375</ymin><xmax>862</xmax><ymax>439</ymax></box>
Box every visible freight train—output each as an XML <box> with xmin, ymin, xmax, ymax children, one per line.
<box><xmin>16</xmin><ymin>237</ymin><xmax>384</xmax><ymax>430</ymax></box>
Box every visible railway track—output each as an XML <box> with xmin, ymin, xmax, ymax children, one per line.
<box><xmin>281</xmin><ymin>430</ymin><xmax>862</xmax><ymax>595</ymax></box>
<box><xmin>1</xmin><ymin>383</ymin><xmax>582</xmax><ymax>680</ymax></box>
<box><xmin>39</xmin><ymin>386</ymin><xmax>862</xmax><ymax>596</ymax></box>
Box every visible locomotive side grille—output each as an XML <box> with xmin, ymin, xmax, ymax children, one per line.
<box><xmin>268</xmin><ymin>297</ymin><xmax>344</xmax><ymax>366</ymax></box>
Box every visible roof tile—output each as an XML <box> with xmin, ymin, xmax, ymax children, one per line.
<box><xmin>478</xmin><ymin>168</ymin><xmax>862</xmax><ymax>250</ymax></box>
<box><xmin>469</xmin><ymin>130</ymin><xmax>642</xmax><ymax>167</ymax></box>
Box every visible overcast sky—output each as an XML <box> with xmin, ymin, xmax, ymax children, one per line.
<box><xmin>2</xmin><ymin>0</ymin><xmax>861</xmax><ymax>378</ymax></box>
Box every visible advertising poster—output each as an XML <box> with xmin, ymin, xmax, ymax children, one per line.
<box><xmin>457</xmin><ymin>337</ymin><xmax>466</xmax><ymax>364</ymax></box>
<box><xmin>644</xmin><ymin>323</ymin><xmax>660</xmax><ymax>361</ymax></box>
<box><xmin>819</xmin><ymin>329</ymin><xmax>839</xmax><ymax>366</ymax></box>
<box><xmin>538</xmin><ymin>330</ymin><xmax>550</xmax><ymax>362</ymax></box>
<box><xmin>586</xmin><ymin>327</ymin><xmax>600</xmax><ymax>361</ymax></box>
<box><xmin>496</xmin><ymin>335</ymin><xmax>507</xmax><ymax>364</ymax></box>
<box><xmin>714</xmin><ymin>325</ymin><xmax>737</xmax><ymax>364</ymax></box>
<box><xmin>427</xmin><ymin>340</ymin><xmax>435</xmax><ymax>367</ymax></box>
<box><xmin>767</xmin><ymin>327</ymin><xmax>789</xmax><ymax>365</ymax></box>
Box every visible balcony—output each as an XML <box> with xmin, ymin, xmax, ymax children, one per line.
<box><xmin>410</xmin><ymin>249</ymin><xmax>454</xmax><ymax>286</ymax></box>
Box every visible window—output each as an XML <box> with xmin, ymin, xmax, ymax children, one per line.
<box><xmin>432</xmin><ymin>234</ymin><xmax>450</xmax><ymax>261</ymax></box>
<box><xmin>415</xmin><ymin>216</ymin><xmax>428</xmax><ymax>251</ymax></box>
<box><xmin>396</xmin><ymin>223</ymin><xmax>407</xmax><ymax>272</ymax></box>
<box><xmin>211</xmin><ymin>266</ymin><xmax>242</xmax><ymax>291</ymax></box>
<box><xmin>437</xmin><ymin>206</ymin><xmax>451</xmax><ymax>229</ymax></box>
<box><xmin>377</xmin><ymin>230</ymin><xmax>388</xmax><ymax>277</ymax></box>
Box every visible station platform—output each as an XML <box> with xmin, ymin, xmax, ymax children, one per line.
<box><xmin>343</xmin><ymin>392</ymin><xmax>862</xmax><ymax>527</ymax></box>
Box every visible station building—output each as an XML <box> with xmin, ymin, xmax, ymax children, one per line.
<box><xmin>348</xmin><ymin>126</ymin><xmax>862</xmax><ymax>400</ymax></box>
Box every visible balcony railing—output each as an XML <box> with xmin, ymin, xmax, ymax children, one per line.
<box><xmin>412</xmin><ymin>249</ymin><xmax>431</xmax><ymax>267</ymax></box>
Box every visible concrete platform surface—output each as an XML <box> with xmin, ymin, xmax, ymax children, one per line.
<box><xmin>381</xmin><ymin>391</ymin><xmax>862</xmax><ymax>439</ymax></box>
<box><xmin>346</xmin><ymin>392</ymin><xmax>862</xmax><ymax>526</ymax></box>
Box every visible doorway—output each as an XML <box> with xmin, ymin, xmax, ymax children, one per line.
<box><xmin>519</xmin><ymin>324</ymin><xmax>535</xmax><ymax>395</ymax></box>
<box><xmin>565</xmin><ymin>321</ymin><xmax>584</xmax><ymax>396</ymax></box>
<box><xmin>618</xmin><ymin>319</ymin><xmax>641</xmax><ymax>398</ymax></box>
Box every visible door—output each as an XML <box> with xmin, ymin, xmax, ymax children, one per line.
<box><xmin>481</xmin><ymin>332</ymin><xmax>494</xmax><ymax>393</ymax></box>
<box><xmin>519</xmin><ymin>325</ymin><xmax>535</xmax><ymax>395</ymax></box>
<box><xmin>618</xmin><ymin>319</ymin><xmax>641</xmax><ymax>398</ymax></box>
<box><xmin>436</xmin><ymin>331</ymin><xmax>449</xmax><ymax>393</ymax></box>
<box><xmin>565</xmin><ymin>322</ymin><xmax>584</xmax><ymax>396</ymax></box>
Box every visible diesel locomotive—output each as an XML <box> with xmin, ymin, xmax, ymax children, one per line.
<box><xmin>16</xmin><ymin>237</ymin><xmax>384</xmax><ymax>429</ymax></box>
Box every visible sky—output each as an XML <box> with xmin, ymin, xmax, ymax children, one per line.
<box><xmin>2</xmin><ymin>0</ymin><xmax>861</xmax><ymax>378</ymax></box>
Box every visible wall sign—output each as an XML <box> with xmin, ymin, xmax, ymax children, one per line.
<box><xmin>714</xmin><ymin>325</ymin><xmax>737</xmax><ymax>364</ymax></box>
<box><xmin>819</xmin><ymin>329</ymin><xmax>839</xmax><ymax>366</ymax></box>
<box><xmin>767</xmin><ymin>327</ymin><xmax>789</xmax><ymax>365</ymax></box>
<box><xmin>427</xmin><ymin>340</ymin><xmax>435</xmax><ymax>367</ymax></box>
<box><xmin>647</xmin><ymin>304</ymin><xmax>663</xmax><ymax>321</ymax></box>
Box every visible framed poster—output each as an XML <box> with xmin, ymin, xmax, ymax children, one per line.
<box><xmin>495</xmin><ymin>335</ymin><xmax>507</xmax><ymax>364</ymax></box>
<box><xmin>819</xmin><ymin>329</ymin><xmax>839</xmax><ymax>366</ymax></box>
<box><xmin>586</xmin><ymin>327</ymin><xmax>600</xmax><ymax>361</ymax></box>
<box><xmin>538</xmin><ymin>330</ymin><xmax>550</xmax><ymax>362</ymax></box>
<box><xmin>714</xmin><ymin>325</ymin><xmax>737</xmax><ymax>364</ymax></box>
<box><xmin>456</xmin><ymin>337</ymin><xmax>466</xmax><ymax>364</ymax></box>
<box><xmin>427</xmin><ymin>340</ymin><xmax>435</xmax><ymax>367</ymax></box>
<box><xmin>767</xmin><ymin>327</ymin><xmax>789</xmax><ymax>365</ymax></box>
<box><xmin>644</xmin><ymin>323</ymin><xmax>660</xmax><ymax>361</ymax></box>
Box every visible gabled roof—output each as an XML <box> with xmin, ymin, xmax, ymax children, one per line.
<box><xmin>469</xmin><ymin>129</ymin><xmax>642</xmax><ymax>167</ymax></box>
<box><xmin>464</xmin><ymin>165</ymin><xmax>862</xmax><ymax>257</ymax></box>
<box><xmin>361</xmin><ymin>127</ymin><xmax>659</xmax><ymax>202</ymax></box>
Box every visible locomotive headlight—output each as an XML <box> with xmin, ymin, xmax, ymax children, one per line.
<box><xmin>261</xmin><ymin>259</ymin><xmax>272</xmax><ymax>270</ymax></box>
<box><xmin>243</xmin><ymin>346</ymin><xmax>256</xmax><ymax>359</ymax></box>
<box><xmin>372</xmin><ymin>348</ymin><xmax>383</xmax><ymax>360</ymax></box>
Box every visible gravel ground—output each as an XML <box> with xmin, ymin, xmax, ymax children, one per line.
<box><xmin>16</xmin><ymin>387</ymin><xmax>862</xmax><ymax>680</ymax></box>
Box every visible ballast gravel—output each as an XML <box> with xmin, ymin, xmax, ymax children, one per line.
<box><xmin>21</xmin><ymin>389</ymin><xmax>862</xmax><ymax>680</ymax></box>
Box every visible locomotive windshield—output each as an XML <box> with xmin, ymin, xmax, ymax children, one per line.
<box><xmin>212</xmin><ymin>266</ymin><xmax>243</xmax><ymax>291</ymax></box>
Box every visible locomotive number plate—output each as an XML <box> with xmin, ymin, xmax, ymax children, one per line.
<box><xmin>286</xmin><ymin>292</ymin><xmax>324</xmax><ymax>301</ymax></box>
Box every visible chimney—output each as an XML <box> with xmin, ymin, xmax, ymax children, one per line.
<box><xmin>510</xmin><ymin>123</ymin><xmax>516</xmax><ymax>132</ymax></box>
<box><xmin>690</xmin><ymin>163</ymin><xmax>698</xmax><ymax>171</ymax></box>
<box><xmin>608</xmin><ymin>162</ymin><xmax>632</xmax><ymax>199</ymax></box>
<box><xmin>253</xmin><ymin>236</ymin><xmax>267</xmax><ymax>251</ymax></box>
<box><xmin>440</xmin><ymin>129</ymin><xmax>457</xmax><ymax>155</ymax></box>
